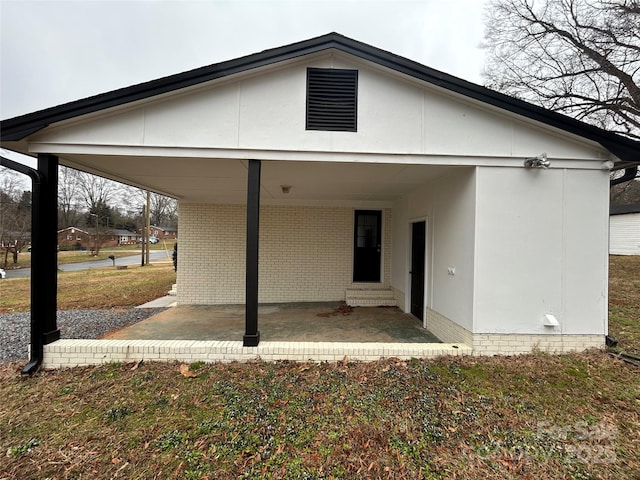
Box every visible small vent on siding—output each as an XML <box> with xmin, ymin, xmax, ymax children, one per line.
<box><xmin>306</xmin><ymin>68</ymin><xmax>358</xmax><ymax>132</ymax></box>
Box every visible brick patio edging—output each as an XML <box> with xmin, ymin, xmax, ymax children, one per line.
<box><xmin>41</xmin><ymin>340</ymin><xmax>471</xmax><ymax>368</ymax></box>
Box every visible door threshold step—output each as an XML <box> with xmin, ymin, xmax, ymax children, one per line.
<box><xmin>346</xmin><ymin>298</ymin><xmax>398</xmax><ymax>307</ymax></box>
<box><xmin>346</xmin><ymin>287</ymin><xmax>397</xmax><ymax>307</ymax></box>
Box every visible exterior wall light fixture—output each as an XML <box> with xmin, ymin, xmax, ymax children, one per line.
<box><xmin>281</xmin><ymin>185</ymin><xmax>292</xmax><ymax>194</ymax></box>
<box><xmin>601</xmin><ymin>160</ymin><xmax>615</xmax><ymax>170</ymax></box>
<box><xmin>524</xmin><ymin>152</ymin><xmax>550</xmax><ymax>168</ymax></box>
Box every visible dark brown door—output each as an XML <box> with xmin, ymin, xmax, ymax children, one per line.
<box><xmin>353</xmin><ymin>210</ymin><xmax>381</xmax><ymax>282</ymax></box>
<box><xmin>410</xmin><ymin>221</ymin><xmax>426</xmax><ymax>319</ymax></box>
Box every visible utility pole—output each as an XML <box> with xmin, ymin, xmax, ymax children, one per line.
<box><xmin>140</xmin><ymin>204</ymin><xmax>146</xmax><ymax>267</ymax></box>
<box><xmin>89</xmin><ymin>213</ymin><xmax>99</xmax><ymax>255</ymax></box>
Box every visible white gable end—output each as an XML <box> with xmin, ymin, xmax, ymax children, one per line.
<box><xmin>30</xmin><ymin>52</ymin><xmax>606</xmax><ymax>163</ymax></box>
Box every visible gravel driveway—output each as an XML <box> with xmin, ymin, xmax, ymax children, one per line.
<box><xmin>0</xmin><ymin>308</ymin><xmax>166</xmax><ymax>363</ymax></box>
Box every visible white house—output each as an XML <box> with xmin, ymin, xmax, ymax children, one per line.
<box><xmin>2</xmin><ymin>33</ymin><xmax>639</xmax><ymax>367</ymax></box>
<box><xmin>610</xmin><ymin>204</ymin><xmax>640</xmax><ymax>255</ymax></box>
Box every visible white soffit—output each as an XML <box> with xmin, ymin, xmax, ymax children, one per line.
<box><xmin>61</xmin><ymin>154</ymin><xmax>453</xmax><ymax>203</ymax></box>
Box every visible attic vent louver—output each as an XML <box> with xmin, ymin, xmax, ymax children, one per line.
<box><xmin>306</xmin><ymin>68</ymin><xmax>358</xmax><ymax>132</ymax></box>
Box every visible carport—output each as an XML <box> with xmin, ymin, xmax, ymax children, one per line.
<box><xmin>3</xmin><ymin>33</ymin><xmax>639</xmax><ymax>372</ymax></box>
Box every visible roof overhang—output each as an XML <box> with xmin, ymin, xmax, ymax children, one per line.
<box><xmin>2</xmin><ymin>32</ymin><xmax>638</xmax><ymax>172</ymax></box>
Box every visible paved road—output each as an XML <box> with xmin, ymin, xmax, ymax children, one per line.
<box><xmin>3</xmin><ymin>251</ymin><xmax>170</xmax><ymax>279</ymax></box>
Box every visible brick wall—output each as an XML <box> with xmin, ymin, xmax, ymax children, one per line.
<box><xmin>426</xmin><ymin>307</ymin><xmax>604</xmax><ymax>354</ymax></box>
<box><xmin>178</xmin><ymin>204</ymin><xmax>392</xmax><ymax>304</ymax></box>
<box><xmin>426</xmin><ymin>307</ymin><xmax>473</xmax><ymax>345</ymax></box>
<box><xmin>472</xmin><ymin>333</ymin><xmax>604</xmax><ymax>355</ymax></box>
<box><xmin>40</xmin><ymin>339</ymin><xmax>470</xmax><ymax>368</ymax></box>
<box><xmin>178</xmin><ymin>204</ymin><xmax>246</xmax><ymax>304</ymax></box>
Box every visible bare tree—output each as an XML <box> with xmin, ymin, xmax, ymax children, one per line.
<box><xmin>58</xmin><ymin>166</ymin><xmax>83</xmax><ymax>228</ymax></box>
<box><xmin>0</xmin><ymin>167</ymin><xmax>22</xmax><ymax>202</ymax></box>
<box><xmin>119</xmin><ymin>186</ymin><xmax>178</xmax><ymax>228</ymax></box>
<box><xmin>75</xmin><ymin>170</ymin><xmax>117</xmax><ymax>213</ymax></box>
<box><xmin>0</xmin><ymin>167</ymin><xmax>31</xmax><ymax>267</ymax></box>
<box><xmin>483</xmin><ymin>0</ymin><xmax>640</xmax><ymax>139</ymax></box>
<box><xmin>149</xmin><ymin>193</ymin><xmax>178</xmax><ymax>228</ymax></box>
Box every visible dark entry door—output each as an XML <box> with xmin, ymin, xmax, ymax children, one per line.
<box><xmin>353</xmin><ymin>210</ymin><xmax>382</xmax><ymax>282</ymax></box>
<box><xmin>410</xmin><ymin>221</ymin><xmax>426</xmax><ymax>320</ymax></box>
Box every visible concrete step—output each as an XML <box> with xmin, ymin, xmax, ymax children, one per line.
<box><xmin>346</xmin><ymin>288</ymin><xmax>395</xmax><ymax>298</ymax></box>
<box><xmin>345</xmin><ymin>287</ymin><xmax>397</xmax><ymax>307</ymax></box>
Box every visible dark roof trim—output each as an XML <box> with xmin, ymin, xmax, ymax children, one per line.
<box><xmin>2</xmin><ymin>125</ymin><xmax>47</xmax><ymax>142</ymax></box>
<box><xmin>610</xmin><ymin>203</ymin><xmax>640</xmax><ymax>215</ymax></box>
<box><xmin>1</xmin><ymin>32</ymin><xmax>639</xmax><ymax>164</ymax></box>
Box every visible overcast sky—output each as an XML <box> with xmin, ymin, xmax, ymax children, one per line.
<box><xmin>1</xmin><ymin>0</ymin><xmax>488</xmax><ymax>170</ymax></box>
<box><xmin>1</xmin><ymin>0</ymin><xmax>488</xmax><ymax>118</ymax></box>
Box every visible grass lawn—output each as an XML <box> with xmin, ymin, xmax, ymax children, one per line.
<box><xmin>608</xmin><ymin>255</ymin><xmax>640</xmax><ymax>356</ymax></box>
<box><xmin>0</xmin><ymin>256</ymin><xmax>638</xmax><ymax>479</ymax></box>
<box><xmin>0</xmin><ymin>264</ymin><xmax>176</xmax><ymax>313</ymax></box>
<box><xmin>1</xmin><ymin>353</ymin><xmax>637</xmax><ymax>479</ymax></box>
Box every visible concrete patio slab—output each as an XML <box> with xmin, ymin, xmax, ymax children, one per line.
<box><xmin>106</xmin><ymin>302</ymin><xmax>441</xmax><ymax>343</ymax></box>
<box><xmin>40</xmin><ymin>302</ymin><xmax>474</xmax><ymax>368</ymax></box>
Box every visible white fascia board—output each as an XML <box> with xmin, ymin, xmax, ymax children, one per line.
<box><xmin>28</xmin><ymin>143</ymin><xmax>606</xmax><ymax>170</ymax></box>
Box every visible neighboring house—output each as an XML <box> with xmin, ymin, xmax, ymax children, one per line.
<box><xmin>59</xmin><ymin>227</ymin><xmax>140</xmax><ymax>249</ymax></box>
<box><xmin>150</xmin><ymin>225</ymin><xmax>177</xmax><ymax>240</ymax></box>
<box><xmin>87</xmin><ymin>228</ymin><xmax>140</xmax><ymax>247</ymax></box>
<box><xmin>112</xmin><ymin>229</ymin><xmax>141</xmax><ymax>245</ymax></box>
<box><xmin>610</xmin><ymin>204</ymin><xmax>640</xmax><ymax>255</ymax></box>
<box><xmin>2</xmin><ymin>33</ymin><xmax>639</xmax><ymax>358</ymax></box>
<box><xmin>57</xmin><ymin>227</ymin><xmax>91</xmax><ymax>249</ymax></box>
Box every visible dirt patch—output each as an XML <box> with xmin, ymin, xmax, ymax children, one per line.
<box><xmin>317</xmin><ymin>302</ymin><xmax>355</xmax><ymax>317</ymax></box>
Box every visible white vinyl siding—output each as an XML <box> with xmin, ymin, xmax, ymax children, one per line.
<box><xmin>610</xmin><ymin>213</ymin><xmax>640</xmax><ymax>255</ymax></box>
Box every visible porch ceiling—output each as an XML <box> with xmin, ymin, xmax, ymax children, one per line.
<box><xmin>61</xmin><ymin>154</ymin><xmax>453</xmax><ymax>203</ymax></box>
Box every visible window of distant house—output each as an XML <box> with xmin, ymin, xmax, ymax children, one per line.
<box><xmin>76</xmin><ymin>236</ymin><xmax>82</xmax><ymax>241</ymax></box>
<box><xmin>306</xmin><ymin>68</ymin><xmax>358</xmax><ymax>132</ymax></box>
<box><xmin>67</xmin><ymin>235</ymin><xmax>72</xmax><ymax>241</ymax></box>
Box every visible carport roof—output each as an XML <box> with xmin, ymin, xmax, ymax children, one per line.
<box><xmin>1</xmin><ymin>32</ymin><xmax>639</xmax><ymax>167</ymax></box>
